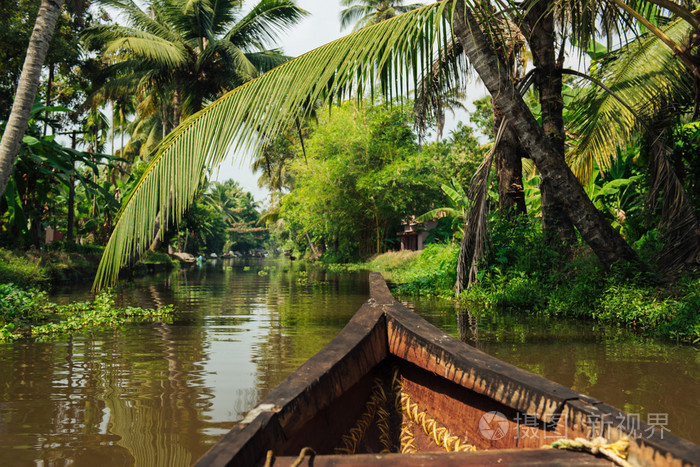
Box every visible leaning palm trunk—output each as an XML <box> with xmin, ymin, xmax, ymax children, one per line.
<box><xmin>0</xmin><ymin>0</ymin><xmax>65</xmax><ymax>198</ymax></box>
<box><xmin>523</xmin><ymin>0</ymin><xmax>576</xmax><ymax>244</ymax></box>
<box><xmin>452</xmin><ymin>0</ymin><xmax>642</xmax><ymax>271</ymax></box>
<box><xmin>493</xmin><ymin>106</ymin><xmax>526</xmax><ymax>217</ymax></box>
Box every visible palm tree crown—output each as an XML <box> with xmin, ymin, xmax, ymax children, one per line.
<box><xmin>339</xmin><ymin>0</ymin><xmax>423</xmax><ymax>31</ymax></box>
<box><xmin>87</xmin><ymin>0</ymin><xmax>307</xmax><ymax>120</ymax></box>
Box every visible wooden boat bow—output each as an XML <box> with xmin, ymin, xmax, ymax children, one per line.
<box><xmin>195</xmin><ymin>273</ymin><xmax>700</xmax><ymax>466</ymax></box>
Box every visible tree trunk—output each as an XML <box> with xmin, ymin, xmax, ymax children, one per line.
<box><xmin>452</xmin><ymin>1</ymin><xmax>642</xmax><ymax>269</ymax></box>
<box><xmin>305</xmin><ymin>232</ymin><xmax>319</xmax><ymax>256</ymax></box>
<box><xmin>524</xmin><ymin>0</ymin><xmax>577</xmax><ymax>244</ymax></box>
<box><xmin>149</xmin><ymin>212</ymin><xmax>163</xmax><ymax>252</ymax></box>
<box><xmin>67</xmin><ymin>131</ymin><xmax>76</xmax><ymax>243</ymax></box>
<box><xmin>172</xmin><ymin>84</ymin><xmax>181</xmax><ymax>128</ymax></box>
<box><xmin>43</xmin><ymin>63</ymin><xmax>54</xmax><ymax>137</ymax></box>
<box><xmin>0</xmin><ymin>0</ymin><xmax>64</xmax><ymax>198</ymax></box>
<box><xmin>493</xmin><ymin>105</ymin><xmax>526</xmax><ymax>217</ymax></box>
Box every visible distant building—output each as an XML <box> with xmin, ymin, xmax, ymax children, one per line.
<box><xmin>397</xmin><ymin>220</ymin><xmax>437</xmax><ymax>251</ymax></box>
<box><xmin>45</xmin><ymin>227</ymin><xmax>64</xmax><ymax>244</ymax></box>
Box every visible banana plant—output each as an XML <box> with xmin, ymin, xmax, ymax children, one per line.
<box><xmin>416</xmin><ymin>178</ymin><xmax>470</xmax><ymax>239</ymax></box>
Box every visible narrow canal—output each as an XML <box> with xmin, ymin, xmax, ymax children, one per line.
<box><xmin>0</xmin><ymin>259</ymin><xmax>698</xmax><ymax>466</ymax></box>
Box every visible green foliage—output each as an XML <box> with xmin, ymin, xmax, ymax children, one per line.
<box><xmin>139</xmin><ymin>250</ymin><xmax>175</xmax><ymax>265</ymax></box>
<box><xmin>383</xmin><ymin>243</ymin><xmax>460</xmax><ymax>297</ymax></box>
<box><xmin>1</xmin><ymin>104</ymin><xmax>124</xmax><ymax>249</ymax></box>
<box><xmin>43</xmin><ymin>241</ymin><xmax>105</xmax><ymax>255</ymax></box>
<box><xmin>567</xmin><ymin>17</ymin><xmax>694</xmax><ymax>183</ymax></box>
<box><xmin>469</xmin><ymin>96</ymin><xmax>494</xmax><ymax>139</ymax></box>
<box><xmin>670</xmin><ymin>120</ymin><xmax>700</xmax><ymax>212</ymax></box>
<box><xmin>416</xmin><ymin>178</ymin><xmax>469</xmax><ymax>240</ymax></box>
<box><xmin>0</xmin><ymin>283</ymin><xmax>173</xmax><ymax>341</ymax></box>
<box><xmin>0</xmin><ymin>249</ymin><xmax>49</xmax><ymax>287</ymax></box>
<box><xmin>86</xmin><ymin>0</ymin><xmax>307</xmax><ymax>118</ymax></box>
<box><xmin>584</xmin><ymin>147</ymin><xmax>646</xmax><ymax>240</ymax></box>
<box><xmin>275</xmin><ymin>102</ymin><xmax>484</xmax><ymax>262</ymax></box>
<box><xmin>0</xmin><ymin>283</ymin><xmax>48</xmax><ymax>325</ymax></box>
<box><xmin>171</xmin><ymin>179</ymin><xmax>265</xmax><ymax>255</ymax></box>
<box><xmin>0</xmin><ymin>0</ymin><xmax>88</xmax><ymax>121</ymax></box>
<box><xmin>279</xmin><ymin>101</ymin><xmax>448</xmax><ymax>261</ymax></box>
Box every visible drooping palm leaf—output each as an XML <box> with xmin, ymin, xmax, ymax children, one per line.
<box><xmin>567</xmin><ymin>17</ymin><xmax>699</xmax><ymax>271</ymax></box>
<box><xmin>102</xmin><ymin>34</ymin><xmax>190</xmax><ymax>67</ymax></box>
<box><xmin>647</xmin><ymin>134</ymin><xmax>700</xmax><ymax>270</ymax></box>
<box><xmin>93</xmin><ymin>2</ymin><xmax>453</xmax><ymax>289</ymax></box>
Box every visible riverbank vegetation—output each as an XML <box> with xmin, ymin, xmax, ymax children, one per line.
<box><xmin>363</xmin><ymin>229</ymin><xmax>700</xmax><ymax>343</ymax></box>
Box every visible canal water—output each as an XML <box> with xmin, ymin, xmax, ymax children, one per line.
<box><xmin>0</xmin><ymin>259</ymin><xmax>697</xmax><ymax>466</ymax></box>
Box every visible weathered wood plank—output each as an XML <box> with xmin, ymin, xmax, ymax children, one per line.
<box><xmin>270</xmin><ymin>449</ymin><xmax>615</xmax><ymax>466</ymax></box>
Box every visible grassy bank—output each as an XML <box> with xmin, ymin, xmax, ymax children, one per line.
<box><xmin>362</xmin><ymin>219</ymin><xmax>700</xmax><ymax>344</ymax></box>
<box><xmin>0</xmin><ymin>283</ymin><xmax>173</xmax><ymax>341</ymax></box>
<box><xmin>0</xmin><ymin>247</ymin><xmax>176</xmax><ymax>288</ymax></box>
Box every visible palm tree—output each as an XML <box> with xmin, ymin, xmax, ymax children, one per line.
<box><xmin>86</xmin><ymin>0</ymin><xmax>305</xmax><ymax>251</ymax></box>
<box><xmin>339</xmin><ymin>0</ymin><xmax>423</xmax><ymax>31</ymax></box>
<box><xmin>87</xmin><ymin>0</ymin><xmax>307</xmax><ymax>132</ymax></box>
<box><xmin>567</xmin><ymin>17</ymin><xmax>700</xmax><ymax>271</ymax></box>
<box><xmin>93</xmin><ymin>2</ymin><xmax>644</xmax><ymax>290</ymax></box>
<box><xmin>0</xmin><ymin>0</ymin><xmax>65</xmax><ymax>198</ymax></box>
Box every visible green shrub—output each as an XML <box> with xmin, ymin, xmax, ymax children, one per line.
<box><xmin>43</xmin><ymin>241</ymin><xmax>105</xmax><ymax>255</ymax></box>
<box><xmin>380</xmin><ymin>213</ymin><xmax>700</xmax><ymax>343</ymax></box>
<box><xmin>389</xmin><ymin>243</ymin><xmax>459</xmax><ymax>297</ymax></box>
<box><xmin>0</xmin><ymin>249</ymin><xmax>49</xmax><ymax>287</ymax></box>
<box><xmin>140</xmin><ymin>251</ymin><xmax>175</xmax><ymax>265</ymax></box>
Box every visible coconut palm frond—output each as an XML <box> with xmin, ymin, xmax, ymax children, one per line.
<box><xmin>93</xmin><ymin>2</ymin><xmax>453</xmax><ymax>290</ymax></box>
<box><xmin>339</xmin><ymin>4</ymin><xmax>373</xmax><ymax>31</ymax></box>
<box><xmin>103</xmin><ymin>35</ymin><xmax>190</xmax><ymax>68</ymax></box>
<box><xmin>100</xmin><ymin>0</ymin><xmax>183</xmax><ymax>43</ymax></box>
<box><xmin>413</xmin><ymin>36</ymin><xmax>468</xmax><ymax>139</ymax></box>
<box><xmin>455</xmin><ymin>120</ymin><xmax>504</xmax><ymax>294</ymax></box>
<box><xmin>258</xmin><ymin>208</ymin><xmax>280</xmax><ymax>225</ymax></box>
<box><xmin>415</xmin><ymin>207</ymin><xmax>463</xmax><ymax>222</ymax></box>
<box><xmin>567</xmin><ymin>18</ymin><xmax>693</xmax><ymax>183</ymax></box>
<box><xmin>227</xmin><ymin>0</ymin><xmax>308</xmax><ymax>47</ymax></box>
<box><xmin>244</xmin><ymin>49</ymin><xmax>291</xmax><ymax>75</ymax></box>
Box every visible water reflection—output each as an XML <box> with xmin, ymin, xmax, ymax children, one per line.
<box><xmin>0</xmin><ymin>260</ymin><xmax>368</xmax><ymax>466</ymax></box>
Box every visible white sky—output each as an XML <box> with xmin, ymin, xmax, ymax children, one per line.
<box><xmin>215</xmin><ymin>0</ymin><xmax>482</xmax><ymax>205</ymax></box>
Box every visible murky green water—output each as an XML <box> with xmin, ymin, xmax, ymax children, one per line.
<box><xmin>0</xmin><ymin>260</ymin><xmax>697</xmax><ymax>466</ymax></box>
